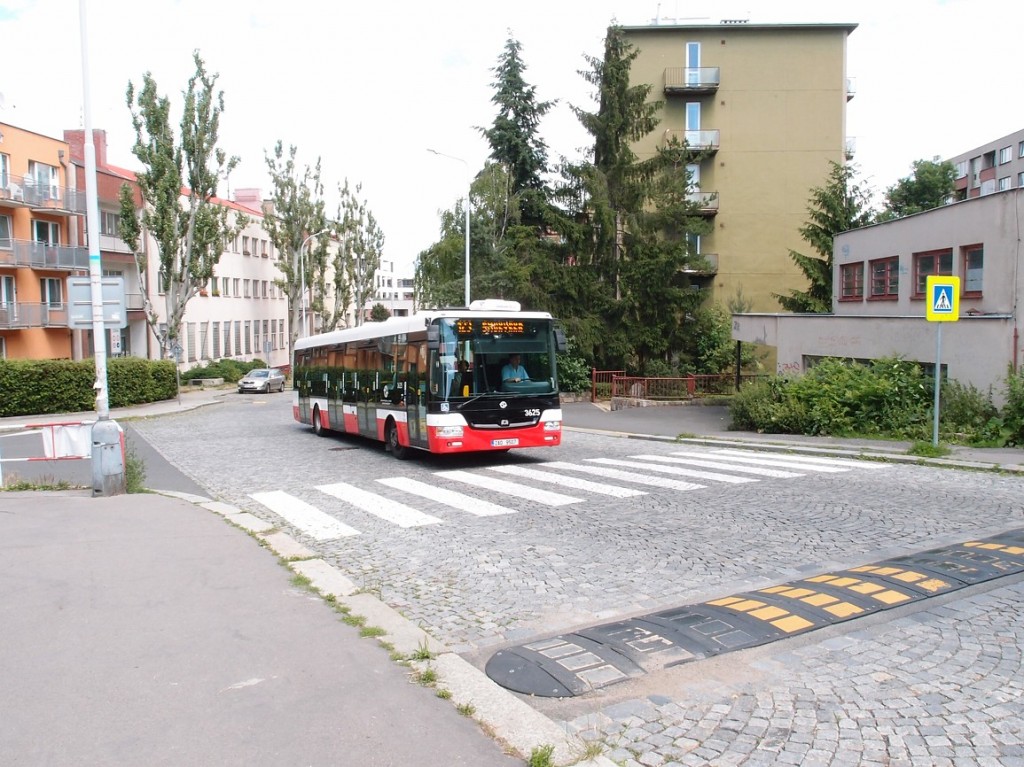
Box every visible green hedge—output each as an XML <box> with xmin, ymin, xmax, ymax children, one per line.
<box><xmin>0</xmin><ymin>358</ymin><xmax>178</xmax><ymax>417</ymax></box>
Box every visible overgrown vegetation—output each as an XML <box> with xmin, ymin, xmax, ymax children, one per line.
<box><xmin>729</xmin><ymin>358</ymin><xmax>1024</xmax><ymax>446</ymax></box>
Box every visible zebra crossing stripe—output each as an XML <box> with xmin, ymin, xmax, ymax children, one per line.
<box><xmin>249</xmin><ymin>490</ymin><xmax>360</xmax><ymax>540</ymax></box>
<box><xmin>670</xmin><ymin>450</ymin><xmax>849</xmax><ymax>473</ymax></box>
<box><xmin>591</xmin><ymin>457</ymin><xmax>758</xmax><ymax>484</ymax></box>
<box><xmin>711</xmin><ymin>448</ymin><xmax>890</xmax><ymax>469</ymax></box>
<box><xmin>540</xmin><ymin>461</ymin><xmax>705</xmax><ymax>491</ymax></box>
<box><xmin>488</xmin><ymin>464</ymin><xmax>647</xmax><ymax>497</ymax></box>
<box><xmin>375</xmin><ymin>477</ymin><xmax>516</xmax><ymax>516</ymax></box>
<box><xmin>435</xmin><ymin>470</ymin><xmax>582</xmax><ymax>506</ymax></box>
<box><xmin>633</xmin><ymin>454</ymin><xmax>804</xmax><ymax>479</ymax></box>
<box><xmin>316</xmin><ymin>482</ymin><xmax>442</xmax><ymax>528</ymax></box>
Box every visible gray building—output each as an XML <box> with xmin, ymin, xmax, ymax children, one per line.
<box><xmin>732</xmin><ymin>187</ymin><xmax>1023</xmax><ymax>404</ymax></box>
<box><xmin>951</xmin><ymin>128</ymin><xmax>1024</xmax><ymax>200</ymax></box>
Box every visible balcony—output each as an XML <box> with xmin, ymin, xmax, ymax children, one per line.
<box><xmin>125</xmin><ymin>292</ymin><xmax>146</xmax><ymax>311</ymax></box>
<box><xmin>0</xmin><ymin>173</ymin><xmax>85</xmax><ymax>215</ymax></box>
<box><xmin>845</xmin><ymin>137</ymin><xmax>857</xmax><ymax>161</ymax></box>
<box><xmin>663</xmin><ymin>129</ymin><xmax>720</xmax><ymax>154</ymax></box>
<box><xmin>0</xmin><ymin>239</ymin><xmax>90</xmax><ymax>271</ymax></box>
<box><xmin>687</xmin><ymin>191</ymin><xmax>719</xmax><ymax>215</ymax></box>
<box><xmin>98</xmin><ymin>233</ymin><xmax>134</xmax><ymax>254</ymax></box>
<box><xmin>0</xmin><ymin>302</ymin><xmax>69</xmax><ymax>329</ymax></box>
<box><xmin>664</xmin><ymin>67</ymin><xmax>720</xmax><ymax>94</ymax></box>
<box><xmin>846</xmin><ymin>78</ymin><xmax>856</xmax><ymax>102</ymax></box>
<box><xmin>683</xmin><ymin>253</ymin><xmax>718</xmax><ymax>275</ymax></box>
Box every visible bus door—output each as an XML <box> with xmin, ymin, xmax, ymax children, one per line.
<box><xmin>358</xmin><ymin>371</ymin><xmax>379</xmax><ymax>436</ymax></box>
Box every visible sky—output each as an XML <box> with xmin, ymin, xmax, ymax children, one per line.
<box><xmin>0</xmin><ymin>0</ymin><xmax>1019</xmax><ymax>274</ymax></box>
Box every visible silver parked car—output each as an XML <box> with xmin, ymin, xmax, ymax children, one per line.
<box><xmin>238</xmin><ymin>367</ymin><xmax>286</xmax><ymax>394</ymax></box>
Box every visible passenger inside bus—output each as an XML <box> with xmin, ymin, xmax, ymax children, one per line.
<box><xmin>450</xmin><ymin>359</ymin><xmax>471</xmax><ymax>397</ymax></box>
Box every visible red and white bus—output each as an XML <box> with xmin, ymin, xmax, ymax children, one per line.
<box><xmin>292</xmin><ymin>300</ymin><xmax>566</xmax><ymax>458</ymax></box>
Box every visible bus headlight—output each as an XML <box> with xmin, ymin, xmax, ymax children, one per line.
<box><xmin>543</xmin><ymin>420</ymin><xmax>561</xmax><ymax>431</ymax></box>
<box><xmin>437</xmin><ymin>425</ymin><xmax>464</xmax><ymax>437</ymax></box>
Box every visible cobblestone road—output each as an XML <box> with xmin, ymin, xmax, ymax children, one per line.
<box><xmin>131</xmin><ymin>397</ymin><xmax>1024</xmax><ymax>765</ymax></box>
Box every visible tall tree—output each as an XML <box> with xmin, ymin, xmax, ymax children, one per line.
<box><xmin>119</xmin><ymin>51</ymin><xmax>246</xmax><ymax>357</ymax></box>
<box><xmin>877</xmin><ymin>158</ymin><xmax>956</xmax><ymax>221</ymax></box>
<box><xmin>333</xmin><ymin>180</ymin><xmax>383</xmax><ymax>328</ymax></box>
<box><xmin>262</xmin><ymin>141</ymin><xmax>328</xmax><ymax>352</ymax></box>
<box><xmin>571</xmin><ymin>25</ymin><xmax>661</xmax><ymax>303</ymax></box>
<box><xmin>478</xmin><ymin>34</ymin><xmax>555</xmax><ymax>225</ymax></box>
<box><xmin>775</xmin><ymin>161</ymin><xmax>874</xmax><ymax>314</ymax></box>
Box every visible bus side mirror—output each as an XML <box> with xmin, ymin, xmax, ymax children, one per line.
<box><xmin>554</xmin><ymin>328</ymin><xmax>567</xmax><ymax>353</ymax></box>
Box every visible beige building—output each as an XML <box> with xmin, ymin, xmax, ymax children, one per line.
<box><xmin>621</xmin><ymin>20</ymin><xmax>857</xmax><ymax>312</ymax></box>
<box><xmin>732</xmin><ymin>188</ymin><xmax>1024</xmax><ymax>404</ymax></box>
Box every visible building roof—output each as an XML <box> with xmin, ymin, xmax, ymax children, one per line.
<box><xmin>620</xmin><ymin>21</ymin><xmax>858</xmax><ymax>33</ymax></box>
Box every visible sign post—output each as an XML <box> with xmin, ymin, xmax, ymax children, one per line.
<box><xmin>925</xmin><ymin>275</ymin><xmax>960</xmax><ymax>446</ymax></box>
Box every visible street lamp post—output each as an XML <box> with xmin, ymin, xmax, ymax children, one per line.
<box><xmin>299</xmin><ymin>230</ymin><xmax>328</xmax><ymax>337</ymax></box>
<box><xmin>427</xmin><ymin>148</ymin><xmax>470</xmax><ymax>307</ymax></box>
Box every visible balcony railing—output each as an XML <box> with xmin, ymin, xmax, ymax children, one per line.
<box><xmin>0</xmin><ymin>239</ymin><xmax>90</xmax><ymax>271</ymax></box>
<box><xmin>664</xmin><ymin>67</ymin><xmax>720</xmax><ymax>93</ymax></box>
<box><xmin>683</xmin><ymin>253</ymin><xmax>719</xmax><ymax>275</ymax></box>
<box><xmin>0</xmin><ymin>173</ymin><xmax>85</xmax><ymax>214</ymax></box>
<box><xmin>687</xmin><ymin>191</ymin><xmax>719</xmax><ymax>214</ymax></box>
<box><xmin>663</xmin><ymin>129</ymin><xmax>720</xmax><ymax>153</ymax></box>
<box><xmin>845</xmin><ymin>137</ymin><xmax>856</xmax><ymax>161</ymax></box>
<box><xmin>0</xmin><ymin>302</ymin><xmax>69</xmax><ymax>329</ymax></box>
<box><xmin>125</xmin><ymin>292</ymin><xmax>146</xmax><ymax>311</ymax></box>
<box><xmin>846</xmin><ymin>77</ymin><xmax>856</xmax><ymax>102</ymax></box>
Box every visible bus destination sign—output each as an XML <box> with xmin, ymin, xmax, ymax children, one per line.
<box><xmin>457</xmin><ymin>319</ymin><xmax>527</xmax><ymax>335</ymax></box>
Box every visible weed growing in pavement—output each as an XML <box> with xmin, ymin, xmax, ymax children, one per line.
<box><xmin>416</xmin><ymin>666</ymin><xmax>438</xmax><ymax>686</ymax></box>
<box><xmin>456</xmin><ymin>702</ymin><xmax>475</xmax><ymax>717</ymax></box>
<box><xmin>410</xmin><ymin>639</ymin><xmax>435</xmax><ymax>661</ymax></box>
<box><xmin>359</xmin><ymin>625</ymin><xmax>386</xmax><ymax>638</ymax></box>
<box><xmin>527</xmin><ymin>744</ymin><xmax>555</xmax><ymax>767</ymax></box>
<box><xmin>1</xmin><ymin>474</ymin><xmax>80</xmax><ymax>491</ymax></box>
<box><xmin>341</xmin><ymin>613</ymin><xmax>366</xmax><ymax>628</ymax></box>
<box><xmin>125</xmin><ymin>442</ymin><xmax>147</xmax><ymax>493</ymax></box>
<box><xmin>436</xmin><ymin>689</ymin><xmax>452</xmax><ymax>700</ymax></box>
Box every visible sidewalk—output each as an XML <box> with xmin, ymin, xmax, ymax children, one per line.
<box><xmin>559</xmin><ymin>399</ymin><xmax>1024</xmax><ymax>474</ymax></box>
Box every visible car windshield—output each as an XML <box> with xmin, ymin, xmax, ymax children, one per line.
<box><xmin>250</xmin><ymin>370</ymin><xmax>268</xmax><ymax>378</ymax></box>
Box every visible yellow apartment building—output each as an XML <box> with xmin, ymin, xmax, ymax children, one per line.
<box><xmin>0</xmin><ymin>122</ymin><xmax>88</xmax><ymax>360</ymax></box>
<box><xmin>621</xmin><ymin>20</ymin><xmax>857</xmax><ymax>312</ymax></box>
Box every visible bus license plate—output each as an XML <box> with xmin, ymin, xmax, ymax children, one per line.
<box><xmin>491</xmin><ymin>438</ymin><xmax>519</xmax><ymax>447</ymax></box>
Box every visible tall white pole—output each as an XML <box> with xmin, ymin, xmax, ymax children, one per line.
<box><xmin>427</xmin><ymin>149</ymin><xmax>470</xmax><ymax>306</ymax></box>
<box><xmin>299</xmin><ymin>230</ymin><xmax>327</xmax><ymax>338</ymax></box>
<box><xmin>79</xmin><ymin>0</ymin><xmax>109</xmax><ymax>418</ymax></box>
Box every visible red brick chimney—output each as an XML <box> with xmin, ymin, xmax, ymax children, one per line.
<box><xmin>63</xmin><ymin>129</ymin><xmax>109</xmax><ymax>167</ymax></box>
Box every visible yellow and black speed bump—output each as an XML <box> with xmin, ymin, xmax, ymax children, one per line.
<box><xmin>485</xmin><ymin>528</ymin><xmax>1024</xmax><ymax>697</ymax></box>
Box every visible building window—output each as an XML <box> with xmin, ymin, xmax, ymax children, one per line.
<box><xmin>261</xmin><ymin>280</ymin><xmax>268</xmax><ymax>298</ymax></box>
<box><xmin>32</xmin><ymin>219</ymin><xmax>60</xmax><ymax>244</ymax></box>
<box><xmin>999</xmin><ymin>146</ymin><xmax>1012</xmax><ymax>164</ymax></box>
<box><xmin>1</xmin><ymin>274</ymin><xmax>17</xmax><ymax>307</ymax></box>
<box><xmin>223</xmin><ymin>321</ymin><xmax>231</xmax><ymax>357</ymax></box>
<box><xmin>963</xmin><ymin>245</ymin><xmax>983</xmax><ymax>295</ymax></box>
<box><xmin>0</xmin><ymin>214</ymin><xmax>11</xmax><ymax>244</ymax></box>
<box><xmin>221</xmin><ymin>277</ymin><xmax>229</xmax><ymax>296</ymax></box>
<box><xmin>199</xmin><ymin>322</ymin><xmax>209</xmax><ymax>360</ymax></box>
<box><xmin>187</xmin><ymin>323</ymin><xmax>197</xmax><ymax>362</ymax></box>
<box><xmin>100</xmin><ymin>211</ymin><xmax>120</xmax><ymax>236</ymax></box>
<box><xmin>1019</xmin><ymin>172</ymin><xmax>1024</xmax><ymax>188</ymax></box>
<box><xmin>40</xmin><ymin>278</ymin><xmax>63</xmax><ymax>307</ymax></box>
<box><xmin>235</xmin><ymin>321</ymin><xmax>242</xmax><ymax>354</ymax></box>
<box><xmin>242</xmin><ymin>236</ymin><xmax>250</xmax><ymax>255</ymax></box>
<box><xmin>999</xmin><ymin>176</ymin><xmax>1012</xmax><ymax>191</ymax></box>
<box><xmin>263</xmin><ymin>319</ymin><xmax>270</xmax><ymax>350</ymax></box>
<box><xmin>243</xmin><ymin>279</ymin><xmax>250</xmax><ymax>298</ymax></box>
<box><xmin>233</xmin><ymin>278</ymin><xmax>240</xmax><ymax>297</ymax></box>
<box><xmin>913</xmin><ymin>249</ymin><xmax>952</xmax><ymax>297</ymax></box>
<box><xmin>27</xmin><ymin>161</ymin><xmax>59</xmax><ymax>200</ymax></box>
<box><xmin>953</xmin><ymin>160</ymin><xmax>968</xmax><ymax>179</ymax></box>
<box><xmin>244</xmin><ymin>321</ymin><xmax>251</xmax><ymax>354</ymax></box>
<box><xmin>839</xmin><ymin>262</ymin><xmax>864</xmax><ymax>300</ymax></box>
<box><xmin>0</xmin><ymin>153</ymin><xmax>9</xmax><ymax>189</ymax></box>
<box><xmin>212</xmin><ymin>322</ymin><xmax>221</xmax><ymax>358</ymax></box>
<box><xmin>870</xmin><ymin>256</ymin><xmax>899</xmax><ymax>299</ymax></box>
<box><xmin>253</xmin><ymin>321</ymin><xmax>260</xmax><ymax>355</ymax></box>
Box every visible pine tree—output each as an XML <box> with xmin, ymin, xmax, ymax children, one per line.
<box><xmin>775</xmin><ymin>161</ymin><xmax>874</xmax><ymax>313</ymax></box>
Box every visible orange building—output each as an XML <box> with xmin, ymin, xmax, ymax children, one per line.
<box><xmin>0</xmin><ymin>122</ymin><xmax>88</xmax><ymax>360</ymax></box>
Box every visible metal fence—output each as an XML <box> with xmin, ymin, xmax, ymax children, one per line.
<box><xmin>591</xmin><ymin>371</ymin><xmax>766</xmax><ymax>401</ymax></box>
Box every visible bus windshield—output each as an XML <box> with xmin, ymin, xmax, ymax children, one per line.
<box><xmin>431</xmin><ymin>316</ymin><xmax>557</xmax><ymax>399</ymax></box>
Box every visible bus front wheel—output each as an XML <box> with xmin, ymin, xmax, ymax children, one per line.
<box><xmin>386</xmin><ymin>420</ymin><xmax>408</xmax><ymax>460</ymax></box>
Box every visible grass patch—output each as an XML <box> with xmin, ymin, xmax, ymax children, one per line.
<box><xmin>409</xmin><ymin>639</ymin><xmax>435</xmax><ymax>661</ymax></box>
<box><xmin>1</xmin><ymin>474</ymin><xmax>80</xmax><ymax>492</ymax></box>
<box><xmin>456</xmin><ymin>702</ymin><xmax>475</xmax><ymax>717</ymax></box>
<box><xmin>907</xmin><ymin>440</ymin><xmax>952</xmax><ymax>458</ymax></box>
<box><xmin>125</xmin><ymin>443</ymin><xmax>147</xmax><ymax>493</ymax></box>
<box><xmin>436</xmin><ymin>688</ymin><xmax>452</xmax><ymax>700</ymax></box>
<box><xmin>341</xmin><ymin>613</ymin><xmax>366</xmax><ymax>628</ymax></box>
<box><xmin>359</xmin><ymin>625</ymin><xmax>386</xmax><ymax>638</ymax></box>
<box><xmin>416</xmin><ymin>666</ymin><xmax>438</xmax><ymax>686</ymax></box>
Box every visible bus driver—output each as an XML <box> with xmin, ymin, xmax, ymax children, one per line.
<box><xmin>501</xmin><ymin>353</ymin><xmax>529</xmax><ymax>384</ymax></box>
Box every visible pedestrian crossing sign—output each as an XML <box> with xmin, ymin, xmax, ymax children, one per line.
<box><xmin>926</xmin><ymin>276</ymin><xmax>960</xmax><ymax>322</ymax></box>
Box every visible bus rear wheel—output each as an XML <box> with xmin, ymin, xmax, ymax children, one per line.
<box><xmin>386</xmin><ymin>420</ymin><xmax>407</xmax><ymax>460</ymax></box>
<box><xmin>312</xmin><ymin>405</ymin><xmax>325</xmax><ymax>437</ymax></box>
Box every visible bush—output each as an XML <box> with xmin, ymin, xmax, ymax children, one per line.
<box><xmin>1002</xmin><ymin>365</ymin><xmax>1024</xmax><ymax>446</ymax></box>
<box><xmin>0</xmin><ymin>358</ymin><xmax>178</xmax><ymax>417</ymax></box>
<box><xmin>556</xmin><ymin>350</ymin><xmax>591</xmax><ymax>394</ymax></box>
<box><xmin>939</xmin><ymin>380</ymin><xmax>1002</xmax><ymax>446</ymax></box>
